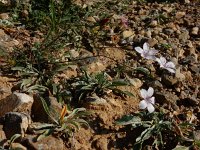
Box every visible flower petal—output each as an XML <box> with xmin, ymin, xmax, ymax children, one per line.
<box><xmin>140</xmin><ymin>89</ymin><xmax>147</xmax><ymax>99</ymax></box>
<box><xmin>139</xmin><ymin>100</ymin><xmax>147</xmax><ymax>109</ymax></box>
<box><xmin>147</xmin><ymin>87</ymin><xmax>154</xmax><ymax>97</ymax></box>
<box><xmin>135</xmin><ymin>47</ymin><xmax>143</xmax><ymax>54</ymax></box>
<box><xmin>166</xmin><ymin>67</ymin><xmax>176</xmax><ymax>73</ymax></box>
<box><xmin>156</xmin><ymin>58</ymin><xmax>162</xmax><ymax>65</ymax></box>
<box><xmin>145</xmin><ymin>55</ymin><xmax>157</xmax><ymax>60</ymax></box>
<box><xmin>166</xmin><ymin>62</ymin><xmax>175</xmax><ymax>68</ymax></box>
<box><xmin>147</xmin><ymin>103</ymin><xmax>155</xmax><ymax>113</ymax></box>
<box><xmin>143</xmin><ymin>42</ymin><xmax>149</xmax><ymax>51</ymax></box>
<box><xmin>160</xmin><ymin>57</ymin><xmax>167</xmax><ymax>65</ymax></box>
<box><xmin>148</xmin><ymin>97</ymin><xmax>155</xmax><ymax>104</ymax></box>
<box><xmin>148</xmin><ymin>49</ymin><xmax>158</xmax><ymax>55</ymax></box>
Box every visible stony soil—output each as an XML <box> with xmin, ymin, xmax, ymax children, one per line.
<box><xmin>0</xmin><ymin>0</ymin><xmax>200</xmax><ymax>150</ymax></box>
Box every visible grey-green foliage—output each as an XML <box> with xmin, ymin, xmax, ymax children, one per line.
<box><xmin>33</xmin><ymin>96</ymin><xmax>89</xmax><ymax>141</ymax></box>
<box><xmin>0</xmin><ymin>133</ymin><xmax>21</xmax><ymax>149</ymax></box>
<box><xmin>116</xmin><ymin>111</ymin><xmax>174</xmax><ymax>150</ymax></box>
<box><xmin>11</xmin><ymin>55</ymin><xmax>70</xmax><ymax>94</ymax></box>
<box><xmin>12</xmin><ymin>64</ymin><xmax>49</xmax><ymax>93</ymax></box>
<box><xmin>70</xmin><ymin>70</ymin><xmax>134</xmax><ymax>102</ymax></box>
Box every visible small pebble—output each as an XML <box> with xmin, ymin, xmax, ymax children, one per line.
<box><xmin>0</xmin><ymin>13</ymin><xmax>9</xmax><ymax>20</ymax></box>
<box><xmin>175</xmin><ymin>12</ymin><xmax>186</xmax><ymax>19</ymax></box>
<box><xmin>150</xmin><ymin>20</ymin><xmax>158</xmax><ymax>27</ymax></box>
<box><xmin>191</xmin><ymin>27</ymin><xmax>199</xmax><ymax>35</ymax></box>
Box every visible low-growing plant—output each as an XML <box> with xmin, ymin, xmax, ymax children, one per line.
<box><xmin>159</xmin><ymin>43</ymin><xmax>172</xmax><ymax>50</ymax></box>
<box><xmin>116</xmin><ymin>110</ymin><xmax>196</xmax><ymax>150</ymax></box>
<box><xmin>32</xmin><ymin>97</ymin><xmax>89</xmax><ymax>141</ymax></box>
<box><xmin>11</xmin><ymin>50</ymin><xmax>70</xmax><ymax>95</ymax></box>
<box><xmin>68</xmin><ymin>70</ymin><xmax>134</xmax><ymax>103</ymax></box>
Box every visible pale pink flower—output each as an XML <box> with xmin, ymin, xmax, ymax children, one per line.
<box><xmin>121</xmin><ymin>16</ymin><xmax>128</xmax><ymax>28</ymax></box>
<box><xmin>139</xmin><ymin>87</ymin><xmax>155</xmax><ymax>113</ymax></box>
<box><xmin>156</xmin><ymin>57</ymin><xmax>176</xmax><ymax>73</ymax></box>
<box><xmin>135</xmin><ymin>43</ymin><xmax>158</xmax><ymax>60</ymax></box>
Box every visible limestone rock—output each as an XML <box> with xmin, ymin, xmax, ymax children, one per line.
<box><xmin>32</xmin><ymin>94</ymin><xmax>62</xmax><ymax>123</ymax></box>
<box><xmin>179</xmin><ymin>30</ymin><xmax>190</xmax><ymax>43</ymax></box>
<box><xmin>3</xmin><ymin>112</ymin><xmax>31</xmax><ymax>139</ymax></box>
<box><xmin>193</xmin><ymin>130</ymin><xmax>200</xmax><ymax>141</ymax></box>
<box><xmin>92</xmin><ymin>137</ymin><xmax>108</xmax><ymax>150</ymax></box>
<box><xmin>86</xmin><ymin>16</ymin><xmax>96</xmax><ymax>23</ymax></box>
<box><xmin>0</xmin><ymin>125</ymin><xmax>6</xmax><ymax>143</ymax></box>
<box><xmin>161</xmin><ymin>74</ymin><xmax>178</xmax><ymax>87</ymax></box>
<box><xmin>23</xmin><ymin>135</ymin><xmax>65</xmax><ymax>150</ymax></box>
<box><xmin>122</xmin><ymin>29</ymin><xmax>134</xmax><ymax>40</ymax></box>
<box><xmin>147</xmin><ymin>38</ymin><xmax>158</xmax><ymax>47</ymax></box>
<box><xmin>0</xmin><ymin>13</ymin><xmax>9</xmax><ymax>19</ymax></box>
<box><xmin>10</xmin><ymin>143</ymin><xmax>27</xmax><ymax>150</ymax></box>
<box><xmin>127</xmin><ymin>77</ymin><xmax>143</xmax><ymax>89</ymax></box>
<box><xmin>155</xmin><ymin>91</ymin><xmax>179</xmax><ymax>110</ymax></box>
<box><xmin>0</xmin><ymin>92</ymin><xmax>34</xmax><ymax>117</ymax></box>
<box><xmin>175</xmin><ymin>12</ymin><xmax>186</xmax><ymax>19</ymax></box>
<box><xmin>191</xmin><ymin>27</ymin><xmax>199</xmax><ymax>35</ymax></box>
<box><xmin>149</xmin><ymin>20</ymin><xmax>158</xmax><ymax>27</ymax></box>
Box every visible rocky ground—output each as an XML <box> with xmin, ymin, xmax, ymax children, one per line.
<box><xmin>0</xmin><ymin>0</ymin><xmax>200</xmax><ymax>150</ymax></box>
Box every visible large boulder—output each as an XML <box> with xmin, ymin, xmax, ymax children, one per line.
<box><xmin>3</xmin><ymin>112</ymin><xmax>31</xmax><ymax>139</ymax></box>
<box><xmin>31</xmin><ymin>94</ymin><xmax>62</xmax><ymax>123</ymax></box>
<box><xmin>0</xmin><ymin>92</ymin><xmax>34</xmax><ymax>117</ymax></box>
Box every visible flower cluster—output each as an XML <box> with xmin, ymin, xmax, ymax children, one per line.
<box><xmin>135</xmin><ymin>42</ymin><xmax>176</xmax><ymax>113</ymax></box>
<box><xmin>135</xmin><ymin>42</ymin><xmax>176</xmax><ymax>73</ymax></box>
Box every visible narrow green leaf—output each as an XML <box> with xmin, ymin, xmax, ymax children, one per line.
<box><xmin>120</xmin><ymin>90</ymin><xmax>134</xmax><ymax>97</ymax></box>
<box><xmin>54</xmin><ymin>65</ymin><xmax>69</xmax><ymax>72</ymax></box>
<box><xmin>11</xmin><ymin>66</ymin><xmax>25</xmax><ymax>71</ymax></box>
<box><xmin>37</xmin><ymin>129</ymin><xmax>54</xmax><ymax>141</ymax></box>
<box><xmin>9</xmin><ymin>134</ymin><xmax>21</xmax><ymax>144</ymax></box>
<box><xmin>116</xmin><ymin>115</ymin><xmax>142</xmax><ymax>126</ymax></box>
<box><xmin>133</xmin><ymin>143</ymin><xmax>143</xmax><ymax>150</ymax></box>
<box><xmin>172</xmin><ymin>145</ymin><xmax>189</xmax><ymax>150</ymax></box>
<box><xmin>33</xmin><ymin>123</ymin><xmax>56</xmax><ymax>130</ymax></box>
<box><xmin>195</xmin><ymin>140</ymin><xmax>200</xmax><ymax>147</ymax></box>
<box><xmin>67</xmin><ymin>120</ymin><xmax>80</xmax><ymax>130</ymax></box>
<box><xmin>40</xmin><ymin>97</ymin><xmax>59</xmax><ymax>124</ymax></box>
<box><xmin>134</xmin><ymin>67</ymin><xmax>151</xmax><ymax>77</ymax></box>
<box><xmin>52</xmin><ymin>84</ymin><xmax>58</xmax><ymax>95</ymax></box>
<box><xmin>27</xmin><ymin>85</ymin><xmax>48</xmax><ymax>93</ymax></box>
<box><xmin>136</xmin><ymin>125</ymin><xmax>155</xmax><ymax>143</ymax></box>
<box><xmin>110</xmin><ymin>80</ymin><xmax>129</xmax><ymax>87</ymax></box>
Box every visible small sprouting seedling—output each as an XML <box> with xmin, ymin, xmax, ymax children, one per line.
<box><xmin>33</xmin><ymin>97</ymin><xmax>89</xmax><ymax>141</ymax></box>
<box><xmin>156</xmin><ymin>57</ymin><xmax>176</xmax><ymax>73</ymax></box>
<box><xmin>135</xmin><ymin>42</ymin><xmax>158</xmax><ymax>60</ymax></box>
<box><xmin>71</xmin><ymin>70</ymin><xmax>134</xmax><ymax>102</ymax></box>
<box><xmin>159</xmin><ymin>43</ymin><xmax>172</xmax><ymax>50</ymax></box>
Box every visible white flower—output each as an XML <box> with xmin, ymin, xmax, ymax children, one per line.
<box><xmin>139</xmin><ymin>87</ymin><xmax>155</xmax><ymax>113</ymax></box>
<box><xmin>135</xmin><ymin>42</ymin><xmax>158</xmax><ymax>60</ymax></box>
<box><xmin>156</xmin><ymin>57</ymin><xmax>176</xmax><ymax>73</ymax></box>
